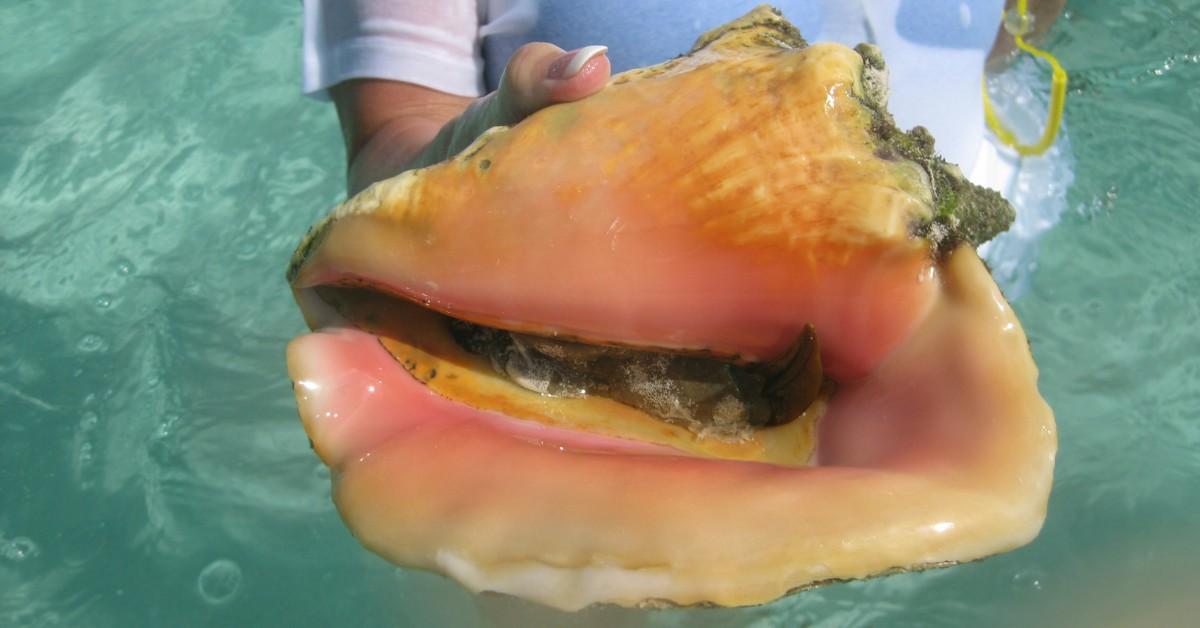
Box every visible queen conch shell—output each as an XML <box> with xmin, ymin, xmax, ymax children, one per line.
<box><xmin>285</xmin><ymin>6</ymin><xmax>1056</xmax><ymax>611</ymax></box>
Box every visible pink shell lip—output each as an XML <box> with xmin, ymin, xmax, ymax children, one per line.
<box><xmin>287</xmin><ymin>249</ymin><xmax>1055</xmax><ymax>609</ymax></box>
<box><xmin>290</xmin><ymin>249</ymin><xmax>1050</xmax><ymax>473</ymax></box>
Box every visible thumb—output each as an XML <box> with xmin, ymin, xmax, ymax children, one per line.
<box><xmin>494</xmin><ymin>42</ymin><xmax>611</xmax><ymax>123</ymax></box>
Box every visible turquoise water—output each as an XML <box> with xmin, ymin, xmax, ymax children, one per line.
<box><xmin>2</xmin><ymin>1</ymin><xmax>1198</xmax><ymax>626</ymax></box>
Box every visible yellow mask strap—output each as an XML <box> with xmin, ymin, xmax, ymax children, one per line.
<box><xmin>981</xmin><ymin>0</ymin><xmax>1069</xmax><ymax>156</ymax></box>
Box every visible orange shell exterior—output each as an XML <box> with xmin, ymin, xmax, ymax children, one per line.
<box><xmin>290</xmin><ymin>14</ymin><xmax>938</xmax><ymax>379</ymax></box>
<box><xmin>285</xmin><ymin>6</ymin><xmax>1056</xmax><ymax>611</ymax></box>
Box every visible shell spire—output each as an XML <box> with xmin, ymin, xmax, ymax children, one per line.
<box><xmin>690</xmin><ymin>4</ymin><xmax>808</xmax><ymax>54</ymax></box>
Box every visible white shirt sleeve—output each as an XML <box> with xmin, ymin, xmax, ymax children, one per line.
<box><xmin>302</xmin><ymin>0</ymin><xmax>485</xmax><ymax>101</ymax></box>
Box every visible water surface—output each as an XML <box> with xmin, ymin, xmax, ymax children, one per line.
<box><xmin>2</xmin><ymin>1</ymin><xmax>1198</xmax><ymax>625</ymax></box>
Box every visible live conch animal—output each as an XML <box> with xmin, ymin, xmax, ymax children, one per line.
<box><xmin>285</xmin><ymin>6</ymin><xmax>1056</xmax><ymax>611</ymax></box>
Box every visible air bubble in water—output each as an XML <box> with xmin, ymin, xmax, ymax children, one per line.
<box><xmin>115</xmin><ymin>258</ymin><xmax>136</xmax><ymax>276</ymax></box>
<box><xmin>313</xmin><ymin>464</ymin><xmax>330</xmax><ymax>481</ymax></box>
<box><xmin>1011</xmin><ymin>568</ymin><xmax>1045</xmax><ymax>592</ymax></box>
<box><xmin>94</xmin><ymin>294</ymin><xmax>113</xmax><ymax>309</ymax></box>
<box><xmin>153</xmin><ymin>413</ymin><xmax>180</xmax><ymax>440</ymax></box>
<box><xmin>77</xmin><ymin>441</ymin><xmax>95</xmax><ymax>466</ymax></box>
<box><xmin>197</xmin><ymin>559</ymin><xmax>243</xmax><ymax>605</ymax></box>
<box><xmin>76</xmin><ymin>334</ymin><xmax>109</xmax><ymax>353</ymax></box>
<box><xmin>2</xmin><ymin>537</ymin><xmax>39</xmax><ymax>561</ymax></box>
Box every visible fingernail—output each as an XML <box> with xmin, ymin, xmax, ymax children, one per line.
<box><xmin>549</xmin><ymin>45</ymin><xmax>608</xmax><ymax>79</ymax></box>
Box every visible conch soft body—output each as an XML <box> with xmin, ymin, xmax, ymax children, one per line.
<box><xmin>286</xmin><ymin>6</ymin><xmax>1056</xmax><ymax>611</ymax></box>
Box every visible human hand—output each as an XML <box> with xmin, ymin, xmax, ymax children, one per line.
<box><xmin>332</xmin><ymin>44</ymin><xmax>611</xmax><ymax>195</ymax></box>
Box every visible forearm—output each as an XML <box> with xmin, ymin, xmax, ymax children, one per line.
<box><xmin>329</xmin><ymin>44</ymin><xmax>610</xmax><ymax>196</ymax></box>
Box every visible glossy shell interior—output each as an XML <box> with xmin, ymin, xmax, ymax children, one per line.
<box><xmin>285</xmin><ymin>6</ymin><xmax>1056</xmax><ymax>611</ymax></box>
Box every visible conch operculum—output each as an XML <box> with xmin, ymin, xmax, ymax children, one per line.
<box><xmin>286</xmin><ymin>6</ymin><xmax>1056</xmax><ymax>611</ymax></box>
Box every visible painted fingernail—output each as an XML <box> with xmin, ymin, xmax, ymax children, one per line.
<box><xmin>549</xmin><ymin>45</ymin><xmax>608</xmax><ymax>79</ymax></box>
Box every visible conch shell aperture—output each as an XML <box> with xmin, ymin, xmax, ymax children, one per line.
<box><xmin>286</xmin><ymin>6</ymin><xmax>1056</xmax><ymax>611</ymax></box>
